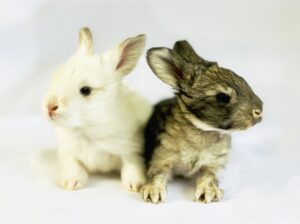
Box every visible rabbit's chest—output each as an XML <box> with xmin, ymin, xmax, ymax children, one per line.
<box><xmin>75</xmin><ymin>140</ymin><xmax>122</xmax><ymax>173</ymax></box>
<box><xmin>173</xmin><ymin>132</ymin><xmax>230</xmax><ymax>177</ymax></box>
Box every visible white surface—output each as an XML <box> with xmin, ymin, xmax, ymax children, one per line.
<box><xmin>1</xmin><ymin>0</ymin><xmax>300</xmax><ymax>223</ymax></box>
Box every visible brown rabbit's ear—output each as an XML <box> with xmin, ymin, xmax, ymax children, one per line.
<box><xmin>147</xmin><ymin>48</ymin><xmax>184</xmax><ymax>88</ymax></box>
<box><xmin>173</xmin><ymin>40</ymin><xmax>204</xmax><ymax>63</ymax></box>
<box><xmin>77</xmin><ymin>27</ymin><xmax>94</xmax><ymax>55</ymax></box>
<box><xmin>115</xmin><ymin>34</ymin><xmax>146</xmax><ymax>75</ymax></box>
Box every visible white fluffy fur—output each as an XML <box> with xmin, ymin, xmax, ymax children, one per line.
<box><xmin>44</xmin><ymin>28</ymin><xmax>152</xmax><ymax>191</ymax></box>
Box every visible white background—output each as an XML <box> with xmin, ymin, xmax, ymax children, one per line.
<box><xmin>1</xmin><ymin>0</ymin><xmax>300</xmax><ymax>223</ymax></box>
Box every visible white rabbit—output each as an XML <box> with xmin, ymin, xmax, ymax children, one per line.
<box><xmin>43</xmin><ymin>27</ymin><xmax>152</xmax><ymax>191</ymax></box>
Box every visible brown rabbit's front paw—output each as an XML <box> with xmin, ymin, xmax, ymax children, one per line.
<box><xmin>141</xmin><ymin>183</ymin><xmax>166</xmax><ymax>203</ymax></box>
<box><xmin>194</xmin><ymin>181</ymin><xmax>223</xmax><ymax>203</ymax></box>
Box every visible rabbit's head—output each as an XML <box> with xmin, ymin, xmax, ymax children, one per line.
<box><xmin>147</xmin><ymin>41</ymin><xmax>263</xmax><ymax>131</ymax></box>
<box><xmin>44</xmin><ymin>27</ymin><xmax>146</xmax><ymax>129</ymax></box>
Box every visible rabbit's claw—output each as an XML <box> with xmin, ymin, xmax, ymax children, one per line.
<box><xmin>194</xmin><ymin>181</ymin><xmax>223</xmax><ymax>203</ymax></box>
<box><xmin>141</xmin><ymin>183</ymin><xmax>166</xmax><ymax>203</ymax></box>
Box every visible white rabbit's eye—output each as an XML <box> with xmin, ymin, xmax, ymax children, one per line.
<box><xmin>80</xmin><ymin>86</ymin><xmax>92</xmax><ymax>96</ymax></box>
<box><xmin>216</xmin><ymin>92</ymin><xmax>230</xmax><ymax>104</ymax></box>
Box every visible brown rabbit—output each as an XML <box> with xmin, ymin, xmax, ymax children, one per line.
<box><xmin>141</xmin><ymin>41</ymin><xmax>263</xmax><ymax>203</ymax></box>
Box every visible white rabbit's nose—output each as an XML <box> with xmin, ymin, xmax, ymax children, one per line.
<box><xmin>47</xmin><ymin>102</ymin><xmax>59</xmax><ymax>119</ymax></box>
<box><xmin>252</xmin><ymin>109</ymin><xmax>262</xmax><ymax>119</ymax></box>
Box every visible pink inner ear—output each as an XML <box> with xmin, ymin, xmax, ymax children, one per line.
<box><xmin>159</xmin><ymin>54</ymin><xmax>183</xmax><ymax>80</ymax></box>
<box><xmin>116</xmin><ymin>41</ymin><xmax>136</xmax><ymax>70</ymax></box>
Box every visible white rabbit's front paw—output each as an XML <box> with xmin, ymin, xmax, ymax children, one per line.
<box><xmin>121</xmin><ymin>162</ymin><xmax>145</xmax><ymax>192</ymax></box>
<box><xmin>62</xmin><ymin>178</ymin><xmax>86</xmax><ymax>190</ymax></box>
<box><xmin>122</xmin><ymin>174</ymin><xmax>145</xmax><ymax>192</ymax></box>
<box><xmin>61</xmin><ymin>172</ymin><xmax>88</xmax><ymax>190</ymax></box>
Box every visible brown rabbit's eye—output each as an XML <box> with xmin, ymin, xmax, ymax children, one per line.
<box><xmin>80</xmin><ymin>86</ymin><xmax>92</xmax><ymax>96</ymax></box>
<box><xmin>216</xmin><ymin>93</ymin><xmax>231</xmax><ymax>104</ymax></box>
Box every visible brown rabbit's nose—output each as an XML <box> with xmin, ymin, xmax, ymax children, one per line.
<box><xmin>252</xmin><ymin>109</ymin><xmax>262</xmax><ymax>119</ymax></box>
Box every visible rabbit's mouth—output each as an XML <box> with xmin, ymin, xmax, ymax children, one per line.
<box><xmin>218</xmin><ymin>123</ymin><xmax>233</xmax><ymax>130</ymax></box>
<box><xmin>224</xmin><ymin>116</ymin><xmax>262</xmax><ymax>131</ymax></box>
<box><xmin>250</xmin><ymin>115</ymin><xmax>263</xmax><ymax>127</ymax></box>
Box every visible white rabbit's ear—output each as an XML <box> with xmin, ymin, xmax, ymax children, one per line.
<box><xmin>115</xmin><ymin>34</ymin><xmax>146</xmax><ymax>75</ymax></box>
<box><xmin>77</xmin><ymin>27</ymin><xmax>93</xmax><ymax>55</ymax></box>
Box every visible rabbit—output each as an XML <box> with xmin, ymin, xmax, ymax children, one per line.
<box><xmin>141</xmin><ymin>41</ymin><xmax>263</xmax><ymax>203</ymax></box>
<box><xmin>43</xmin><ymin>27</ymin><xmax>152</xmax><ymax>192</ymax></box>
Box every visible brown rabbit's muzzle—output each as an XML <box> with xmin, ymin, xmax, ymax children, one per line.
<box><xmin>248</xmin><ymin>94</ymin><xmax>263</xmax><ymax>126</ymax></box>
<box><xmin>228</xmin><ymin>98</ymin><xmax>263</xmax><ymax>130</ymax></box>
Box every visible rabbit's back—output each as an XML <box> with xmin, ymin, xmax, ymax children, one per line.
<box><xmin>144</xmin><ymin>98</ymin><xmax>176</xmax><ymax>164</ymax></box>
